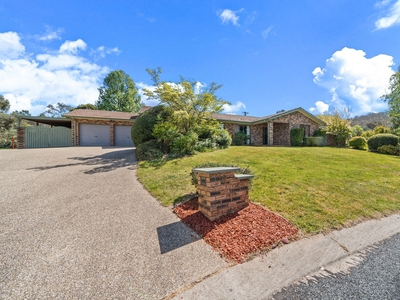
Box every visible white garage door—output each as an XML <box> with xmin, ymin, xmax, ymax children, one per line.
<box><xmin>115</xmin><ymin>125</ymin><xmax>134</xmax><ymax>146</ymax></box>
<box><xmin>80</xmin><ymin>124</ymin><xmax>110</xmax><ymax>146</ymax></box>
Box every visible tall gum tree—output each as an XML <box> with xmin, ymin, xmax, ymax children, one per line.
<box><xmin>382</xmin><ymin>67</ymin><xmax>400</xmax><ymax>129</ymax></box>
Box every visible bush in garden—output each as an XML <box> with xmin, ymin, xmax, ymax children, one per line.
<box><xmin>361</xmin><ymin>130</ymin><xmax>374</xmax><ymax>139</ymax></box>
<box><xmin>171</xmin><ymin>131</ymin><xmax>198</xmax><ymax>156</ymax></box>
<box><xmin>348</xmin><ymin>136</ymin><xmax>367</xmax><ymax>150</ymax></box>
<box><xmin>233</xmin><ymin>131</ymin><xmax>249</xmax><ymax>145</ymax></box>
<box><xmin>304</xmin><ymin>136</ymin><xmax>325</xmax><ymax>146</ymax></box>
<box><xmin>290</xmin><ymin>128</ymin><xmax>304</xmax><ymax>146</ymax></box>
<box><xmin>373</xmin><ymin>125</ymin><xmax>391</xmax><ymax>134</ymax></box>
<box><xmin>213</xmin><ymin>129</ymin><xmax>232</xmax><ymax>148</ymax></box>
<box><xmin>378</xmin><ymin>145</ymin><xmax>400</xmax><ymax>156</ymax></box>
<box><xmin>130</xmin><ymin>105</ymin><xmax>173</xmax><ymax>147</ymax></box>
<box><xmin>135</xmin><ymin>139</ymin><xmax>163</xmax><ymax>161</ymax></box>
<box><xmin>367</xmin><ymin>134</ymin><xmax>399</xmax><ymax>152</ymax></box>
<box><xmin>313</xmin><ymin>128</ymin><xmax>326</xmax><ymax>138</ymax></box>
<box><xmin>351</xmin><ymin>125</ymin><xmax>364</xmax><ymax>137</ymax></box>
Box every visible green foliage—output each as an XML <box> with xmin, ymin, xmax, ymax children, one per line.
<box><xmin>135</xmin><ymin>139</ymin><xmax>163</xmax><ymax>161</ymax></box>
<box><xmin>391</xmin><ymin>127</ymin><xmax>400</xmax><ymax>136</ymax></box>
<box><xmin>130</xmin><ymin>105</ymin><xmax>172</xmax><ymax>147</ymax></box>
<box><xmin>72</xmin><ymin>103</ymin><xmax>98</xmax><ymax>110</ymax></box>
<box><xmin>233</xmin><ymin>131</ymin><xmax>249</xmax><ymax>146</ymax></box>
<box><xmin>96</xmin><ymin>70</ymin><xmax>141</xmax><ymax>113</ymax></box>
<box><xmin>144</xmin><ymin>68</ymin><xmax>230</xmax><ymax>135</ymax></box>
<box><xmin>171</xmin><ymin>131</ymin><xmax>198</xmax><ymax>156</ymax></box>
<box><xmin>0</xmin><ymin>129</ymin><xmax>16</xmax><ymax>148</ymax></box>
<box><xmin>290</xmin><ymin>128</ymin><xmax>304</xmax><ymax>146</ymax></box>
<box><xmin>214</xmin><ymin>129</ymin><xmax>232</xmax><ymax>148</ymax></box>
<box><xmin>153</xmin><ymin>121</ymin><xmax>180</xmax><ymax>152</ymax></box>
<box><xmin>373</xmin><ymin>125</ymin><xmax>390</xmax><ymax>134</ymax></box>
<box><xmin>304</xmin><ymin>136</ymin><xmax>325</xmax><ymax>146</ymax></box>
<box><xmin>318</xmin><ymin>108</ymin><xmax>352</xmax><ymax>146</ymax></box>
<box><xmin>44</xmin><ymin>102</ymin><xmax>73</xmax><ymax>117</ymax></box>
<box><xmin>348</xmin><ymin>136</ymin><xmax>367</xmax><ymax>150</ymax></box>
<box><xmin>367</xmin><ymin>134</ymin><xmax>399</xmax><ymax>152</ymax></box>
<box><xmin>361</xmin><ymin>130</ymin><xmax>374</xmax><ymax>139</ymax></box>
<box><xmin>190</xmin><ymin>162</ymin><xmax>252</xmax><ymax>187</ymax></box>
<box><xmin>378</xmin><ymin>144</ymin><xmax>400</xmax><ymax>156</ymax></box>
<box><xmin>313</xmin><ymin>128</ymin><xmax>326</xmax><ymax>138</ymax></box>
<box><xmin>381</xmin><ymin>67</ymin><xmax>400</xmax><ymax>129</ymax></box>
<box><xmin>351</xmin><ymin>125</ymin><xmax>364</xmax><ymax>137</ymax></box>
<box><xmin>0</xmin><ymin>95</ymin><xmax>11</xmax><ymax>113</ymax></box>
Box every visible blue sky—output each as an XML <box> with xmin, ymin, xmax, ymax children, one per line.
<box><xmin>0</xmin><ymin>0</ymin><xmax>399</xmax><ymax>117</ymax></box>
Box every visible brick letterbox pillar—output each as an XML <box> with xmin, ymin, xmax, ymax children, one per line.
<box><xmin>193</xmin><ymin>167</ymin><xmax>254</xmax><ymax>221</ymax></box>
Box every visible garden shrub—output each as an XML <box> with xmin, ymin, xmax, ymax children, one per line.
<box><xmin>290</xmin><ymin>128</ymin><xmax>304</xmax><ymax>146</ymax></box>
<box><xmin>214</xmin><ymin>129</ymin><xmax>232</xmax><ymax>148</ymax></box>
<box><xmin>313</xmin><ymin>128</ymin><xmax>327</xmax><ymax>138</ymax></box>
<box><xmin>135</xmin><ymin>139</ymin><xmax>163</xmax><ymax>161</ymax></box>
<box><xmin>130</xmin><ymin>105</ymin><xmax>172</xmax><ymax>147</ymax></box>
<box><xmin>304</xmin><ymin>136</ymin><xmax>325</xmax><ymax>146</ymax></box>
<box><xmin>348</xmin><ymin>136</ymin><xmax>367</xmax><ymax>150</ymax></box>
<box><xmin>351</xmin><ymin>125</ymin><xmax>364</xmax><ymax>137</ymax></box>
<box><xmin>190</xmin><ymin>162</ymin><xmax>252</xmax><ymax>187</ymax></box>
<box><xmin>233</xmin><ymin>131</ymin><xmax>249</xmax><ymax>145</ymax></box>
<box><xmin>171</xmin><ymin>131</ymin><xmax>198</xmax><ymax>156</ymax></box>
<box><xmin>378</xmin><ymin>145</ymin><xmax>400</xmax><ymax>156</ymax></box>
<box><xmin>195</xmin><ymin>139</ymin><xmax>217</xmax><ymax>152</ymax></box>
<box><xmin>373</xmin><ymin>125</ymin><xmax>391</xmax><ymax>134</ymax></box>
<box><xmin>367</xmin><ymin>134</ymin><xmax>399</xmax><ymax>152</ymax></box>
<box><xmin>361</xmin><ymin>130</ymin><xmax>374</xmax><ymax>139</ymax></box>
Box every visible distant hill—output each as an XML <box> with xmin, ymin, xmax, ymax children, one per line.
<box><xmin>351</xmin><ymin>112</ymin><xmax>391</xmax><ymax>129</ymax></box>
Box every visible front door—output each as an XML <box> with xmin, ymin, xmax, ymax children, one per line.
<box><xmin>263</xmin><ymin>127</ymin><xmax>268</xmax><ymax>145</ymax></box>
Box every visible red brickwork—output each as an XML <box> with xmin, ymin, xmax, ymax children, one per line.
<box><xmin>17</xmin><ymin>127</ymin><xmax>25</xmax><ymax>149</ymax></box>
<box><xmin>197</xmin><ymin>171</ymin><xmax>250</xmax><ymax>221</ymax></box>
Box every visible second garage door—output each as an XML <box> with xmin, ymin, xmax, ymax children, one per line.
<box><xmin>80</xmin><ymin>124</ymin><xmax>110</xmax><ymax>146</ymax></box>
<box><xmin>115</xmin><ymin>125</ymin><xmax>134</xmax><ymax>146</ymax></box>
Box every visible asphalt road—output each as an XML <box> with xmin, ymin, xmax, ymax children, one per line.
<box><xmin>272</xmin><ymin>233</ymin><xmax>400</xmax><ymax>300</ymax></box>
<box><xmin>0</xmin><ymin>147</ymin><xmax>227</xmax><ymax>299</ymax></box>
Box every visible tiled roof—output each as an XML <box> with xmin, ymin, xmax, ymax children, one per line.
<box><xmin>64</xmin><ymin>109</ymin><xmax>138</xmax><ymax>120</ymax></box>
<box><xmin>139</xmin><ymin>106</ymin><xmax>153</xmax><ymax>113</ymax></box>
<box><xmin>212</xmin><ymin>113</ymin><xmax>261</xmax><ymax>122</ymax></box>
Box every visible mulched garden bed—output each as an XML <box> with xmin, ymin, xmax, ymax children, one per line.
<box><xmin>173</xmin><ymin>198</ymin><xmax>298</xmax><ymax>263</ymax></box>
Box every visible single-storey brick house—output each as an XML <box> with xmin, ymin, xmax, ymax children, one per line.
<box><xmin>213</xmin><ymin>107</ymin><xmax>326</xmax><ymax>146</ymax></box>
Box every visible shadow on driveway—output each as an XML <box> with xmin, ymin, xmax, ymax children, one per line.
<box><xmin>27</xmin><ymin>149</ymin><xmax>137</xmax><ymax>174</ymax></box>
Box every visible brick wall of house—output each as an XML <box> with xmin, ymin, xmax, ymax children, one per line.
<box><xmin>17</xmin><ymin>127</ymin><xmax>25</xmax><ymax>149</ymax></box>
<box><xmin>250</xmin><ymin>124</ymin><xmax>268</xmax><ymax>145</ymax></box>
<box><xmin>273</xmin><ymin>123</ymin><xmax>290</xmax><ymax>145</ymax></box>
<box><xmin>223</xmin><ymin>123</ymin><xmax>238</xmax><ymax>139</ymax></box>
<box><xmin>272</xmin><ymin>112</ymin><xmax>320</xmax><ymax>135</ymax></box>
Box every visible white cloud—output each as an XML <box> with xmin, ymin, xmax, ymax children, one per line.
<box><xmin>136</xmin><ymin>82</ymin><xmax>159</xmax><ymax>107</ymax></box>
<box><xmin>91</xmin><ymin>46</ymin><xmax>121</xmax><ymax>60</ymax></box>
<box><xmin>375</xmin><ymin>0</ymin><xmax>400</xmax><ymax>29</ymax></box>
<box><xmin>59</xmin><ymin>39</ymin><xmax>87</xmax><ymax>53</ymax></box>
<box><xmin>38</xmin><ymin>27</ymin><xmax>63</xmax><ymax>41</ymax></box>
<box><xmin>0</xmin><ymin>31</ymin><xmax>25</xmax><ymax>59</ymax></box>
<box><xmin>0</xmin><ymin>32</ymin><xmax>109</xmax><ymax>115</ymax></box>
<box><xmin>309</xmin><ymin>101</ymin><xmax>329</xmax><ymax>114</ymax></box>
<box><xmin>223</xmin><ymin>101</ymin><xmax>246</xmax><ymax>113</ymax></box>
<box><xmin>262</xmin><ymin>26</ymin><xmax>274</xmax><ymax>39</ymax></box>
<box><xmin>218</xmin><ymin>9</ymin><xmax>243</xmax><ymax>26</ymax></box>
<box><xmin>313</xmin><ymin>47</ymin><xmax>394</xmax><ymax>115</ymax></box>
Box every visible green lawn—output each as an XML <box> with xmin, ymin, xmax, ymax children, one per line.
<box><xmin>137</xmin><ymin>147</ymin><xmax>400</xmax><ymax>233</ymax></box>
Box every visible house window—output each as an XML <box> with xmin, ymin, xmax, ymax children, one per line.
<box><xmin>300</xmin><ymin>125</ymin><xmax>310</xmax><ymax>137</ymax></box>
<box><xmin>238</xmin><ymin>125</ymin><xmax>250</xmax><ymax>144</ymax></box>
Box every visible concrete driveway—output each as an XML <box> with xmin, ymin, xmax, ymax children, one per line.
<box><xmin>0</xmin><ymin>147</ymin><xmax>227</xmax><ymax>299</ymax></box>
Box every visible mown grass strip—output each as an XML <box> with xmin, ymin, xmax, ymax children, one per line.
<box><xmin>137</xmin><ymin>147</ymin><xmax>400</xmax><ymax>233</ymax></box>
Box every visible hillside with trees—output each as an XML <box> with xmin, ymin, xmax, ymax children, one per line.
<box><xmin>350</xmin><ymin>112</ymin><xmax>390</xmax><ymax>129</ymax></box>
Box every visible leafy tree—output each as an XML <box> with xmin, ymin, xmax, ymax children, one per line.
<box><xmin>381</xmin><ymin>67</ymin><xmax>400</xmax><ymax>129</ymax></box>
<box><xmin>0</xmin><ymin>95</ymin><xmax>14</xmax><ymax>132</ymax></box>
<box><xmin>351</xmin><ymin>125</ymin><xmax>364</xmax><ymax>137</ymax></box>
<box><xmin>373</xmin><ymin>125</ymin><xmax>390</xmax><ymax>134</ymax></box>
<box><xmin>318</xmin><ymin>108</ymin><xmax>351</xmax><ymax>146</ymax></box>
<box><xmin>0</xmin><ymin>95</ymin><xmax>11</xmax><ymax>113</ymax></box>
<box><xmin>96</xmin><ymin>70</ymin><xmax>141</xmax><ymax>113</ymax></box>
<box><xmin>45</xmin><ymin>102</ymin><xmax>73</xmax><ymax>117</ymax></box>
<box><xmin>144</xmin><ymin>68</ymin><xmax>230</xmax><ymax>135</ymax></box>
<box><xmin>72</xmin><ymin>103</ymin><xmax>98</xmax><ymax>110</ymax></box>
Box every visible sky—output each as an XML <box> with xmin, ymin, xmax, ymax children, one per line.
<box><xmin>0</xmin><ymin>0</ymin><xmax>399</xmax><ymax>117</ymax></box>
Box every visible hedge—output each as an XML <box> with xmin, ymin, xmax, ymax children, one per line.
<box><xmin>367</xmin><ymin>134</ymin><xmax>399</xmax><ymax>152</ymax></box>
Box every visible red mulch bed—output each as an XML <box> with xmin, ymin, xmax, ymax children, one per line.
<box><xmin>173</xmin><ymin>198</ymin><xmax>298</xmax><ymax>263</ymax></box>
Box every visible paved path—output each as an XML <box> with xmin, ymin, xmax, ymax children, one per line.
<box><xmin>272</xmin><ymin>233</ymin><xmax>400</xmax><ymax>300</ymax></box>
<box><xmin>0</xmin><ymin>147</ymin><xmax>227</xmax><ymax>299</ymax></box>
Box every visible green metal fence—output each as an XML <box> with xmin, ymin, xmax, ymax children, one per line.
<box><xmin>25</xmin><ymin>126</ymin><xmax>71</xmax><ymax>148</ymax></box>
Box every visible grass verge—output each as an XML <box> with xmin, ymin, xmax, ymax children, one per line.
<box><xmin>137</xmin><ymin>147</ymin><xmax>400</xmax><ymax>233</ymax></box>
